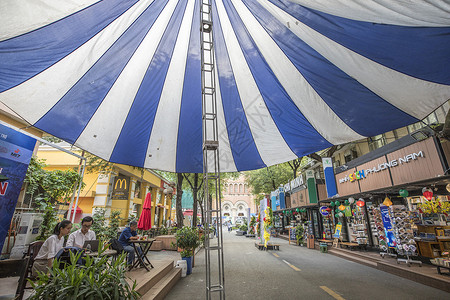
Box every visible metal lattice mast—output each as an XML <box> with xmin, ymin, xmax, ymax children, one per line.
<box><xmin>201</xmin><ymin>0</ymin><xmax>225</xmax><ymax>299</ymax></box>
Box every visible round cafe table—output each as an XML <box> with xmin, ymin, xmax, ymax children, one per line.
<box><xmin>129</xmin><ymin>238</ymin><xmax>155</xmax><ymax>271</ymax></box>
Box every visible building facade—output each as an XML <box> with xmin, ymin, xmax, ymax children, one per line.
<box><xmin>221</xmin><ymin>174</ymin><xmax>257</xmax><ymax>225</ymax></box>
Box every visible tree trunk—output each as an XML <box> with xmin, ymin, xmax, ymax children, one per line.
<box><xmin>192</xmin><ymin>173</ymin><xmax>199</xmax><ymax>228</ymax></box>
<box><xmin>176</xmin><ymin>173</ymin><xmax>184</xmax><ymax>229</ymax></box>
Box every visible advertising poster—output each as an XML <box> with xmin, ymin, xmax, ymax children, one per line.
<box><xmin>259</xmin><ymin>198</ymin><xmax>267</xmax><ymax>244</ymax></box>
<box><xmin>380</xmin><ymin>205</ymin><xmax>396</xmax><ymax>248</ymax></box>
<box><xmin>0</xmin><ymin>124</ymin><xmax>36</xmax><ymax>251</ymax></box>
<box><xmin>333</xmin><ymin>223</ymin><xmax>342</xmax><ymax>238</ymax></box>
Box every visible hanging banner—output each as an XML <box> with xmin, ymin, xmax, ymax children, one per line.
<box><xmin>380</xmin><ymin>205</ymin><xmax>396</xmax><ymax>248</ymax></box>
<box><xmin>333</xmin><ymin>223</ymin><xmax>342</xmax><ymax>238</ymax></box>
<box><xmin>259</xmin><ymin>198</ymin><xmax>267</xmax><ymax>244</ymax></box>
<box><xmin>322</xmin><ymin>157</ymin><xmax>338</xmax><ymax>197</ymax></box>
<box><xmin>0</xmin><ymin>124</ymin><xmax>36</xmax><ymax>251</ymax></box>
<box><xmin>344</xmin><ymin>206</ymin><xmax>352</xmax><ymax>217</ymax></box>
<box><xmin>306</xmin><ymin>170</ymin><xmax>318</xmax><ymax>204</ymax></box>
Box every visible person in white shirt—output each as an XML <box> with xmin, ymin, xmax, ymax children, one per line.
<box><xmin>33</xmin><ymin>220</ymin><xmax>72</xmax><ymax>276</ymax></box>
<box><xmin>66</xmin><ymin>216</ymin><xmax>96</xmax><ymax>248</ymax></box>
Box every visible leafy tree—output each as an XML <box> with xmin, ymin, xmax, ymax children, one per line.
<box><xmin>244</xmin><ymin>163</ymin><xmax>292</xmax><ymax>197</ymax></box>
<box><xmin>25</xmin><ymin>157</ymin><xmax>85</xmax><ymax>240</ymax></box>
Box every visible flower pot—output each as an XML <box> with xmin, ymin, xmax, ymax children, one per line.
<box><xmin>182</xmin><ymin>256</ymin><xmax>192</xmax><ymax>275</ymax></box>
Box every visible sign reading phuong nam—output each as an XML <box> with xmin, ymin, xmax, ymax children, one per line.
<box><xmin>0</xmin><ymin>124</ymin><xmax>36</xmax><ymax>251</ymax></box>
<box><xmin>338</xmin><ymin>151</ymin><xmax>424</xmax><ymax>184</ymax></box>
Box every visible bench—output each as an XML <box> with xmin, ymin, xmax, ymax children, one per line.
<box><xmin>255</xmin><ymin>243</ymin><xmax>280</xmax><ymax>251</ymax></box>
<box><xmin>340</xmin><ymin>242</ymin><xmax>360</xmax><ymax>250</ymax></box>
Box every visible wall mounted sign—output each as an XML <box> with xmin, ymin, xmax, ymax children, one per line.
<box><xmin>319</xmin><ymin>206</ymin><xmax>329</xmax><ymax>216</ymax></box>
<box><xmin>338</xmin><ymin>151</ymin><xmax>424</xmax><ymax>184</ymax></box>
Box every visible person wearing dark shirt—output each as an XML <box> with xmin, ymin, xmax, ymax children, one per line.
<box><xmin>118</xmin><ymin>221</ymin><xmax>142</xmax><ymax>267</ymax></box>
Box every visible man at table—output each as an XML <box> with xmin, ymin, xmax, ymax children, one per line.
<box><xmin>67</xmin><ymin>216</ymin><xmax>96</xmax><ymax>248</ymax></box>
<box><xmin>118</xmin><ymin>220</ymin><xmax>142</xmax><ymax>267</ymax></box>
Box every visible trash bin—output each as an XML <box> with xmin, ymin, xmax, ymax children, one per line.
<box><xmin>307</xmin><ymin>234</ymin><xmax>315</xmax><ymax>249</ymax></box>
<box><xmin>320</xmin><ymin>243</ymin><xmax>328</xmax><ymax>253</ymax></box>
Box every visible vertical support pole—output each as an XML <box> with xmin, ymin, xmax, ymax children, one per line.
<box><xmin>201</xmin><ymin>0</ymin><xmax>225</xmax><ymax>298</ymax></box>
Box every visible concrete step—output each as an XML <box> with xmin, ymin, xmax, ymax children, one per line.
<box><xmin>328</xmin><ymin>249</ymin><xmax>378</xmax><ymax>268</ymax></box>
<box><xmin>127</xmin><ymin>260</ymin><xmax>174</xmax><ymax>296</ymax></box>
<box><xmin>328</xmin><ymin>247</ymin><xmax>381</xmax><ymax>263</ymax></box>
<box><xmin>141</xmin><ymin>267</ymin><xmax>181</xmax><ymax>300</ymax></box>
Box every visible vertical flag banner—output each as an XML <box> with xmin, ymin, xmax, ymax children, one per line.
<box><xmin>380</xmin><ymin>205</ymin><xmax>396</xmax><ymax>248</ymax></box>
<box><xmin>259</xmin><ymin>198</ymin><xmax>267</xmax><ymax>244</ymax></box>
<box><xmin>322</xmin><ymin>157</ymin><xmax>338</xmax><ymax>198</ymax></box>
<box><xmin>306</xmin><ymin>170</ymin><xmax>318</xmax><ymax>204</ymax></box>
<box><xmin>0</xmin><ymin>124</ymin><xmax>36</xmax><ymax>251</ymax></box>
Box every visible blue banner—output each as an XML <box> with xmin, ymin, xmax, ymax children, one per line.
<box><xmin>322</xmin><ymin>158</ymin><xmax>338</xmax><ymax>197</ymax></box>
<box><xmin>0</xmin><ymin>124</ymin><xmax>36</xmax><ymax>251</ymax></box>
<box><xmin>380</xmin><ymin>205</ymin><xmax>396</xmax><ymax>248</ymax></box>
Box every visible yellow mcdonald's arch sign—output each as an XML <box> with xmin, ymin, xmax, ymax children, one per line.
<box><xmin>115</xmin><ymin>178</ymin><xmax>127</xmax><ymax>190</ymax></box>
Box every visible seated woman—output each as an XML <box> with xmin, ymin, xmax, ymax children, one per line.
<box><xmin>32</xmin><ymin>220</ymin><xmax>72</xmax><ymax>276</ymax></box>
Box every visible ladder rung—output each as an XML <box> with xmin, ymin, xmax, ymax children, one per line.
<box><xmin>207</xmin><ymin>245</ymin><xmax>222</xmax><ymax>250</ymax></box>
<box><xmin>207</xmin><ymin>285</ymin><xmax>224</xmax><ymax>292</ymax></box>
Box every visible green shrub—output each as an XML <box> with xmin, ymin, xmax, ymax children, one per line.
<box><xmin>29</xmin><ymin>243</ymin><xmax>139</xmax><ymax>299</ymax></box>
<box><xmin>175</xmin><ymin>226</ymin><xmax>200</xmax><ymax>258</ymax></box>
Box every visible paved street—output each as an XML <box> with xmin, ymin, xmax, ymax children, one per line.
<box><xmin>166</xmin><ymin>231</ymin><xmax>449</xmax><ymax>300</ymax></box>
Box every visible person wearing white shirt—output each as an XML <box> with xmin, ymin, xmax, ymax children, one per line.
<box><xmin>33</xmin><ymin>220</ymin><xmax>72</xmax><ymax>276</ymax></box>
<box><xmin>66</xmin><ymin>216</ymin><xmax>96</xmax><ymax>248</ymax></box>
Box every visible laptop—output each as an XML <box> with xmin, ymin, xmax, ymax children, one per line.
<box><xmin>82</xmin><ymin>240</ymin><xmax>99</xmax><ymax>252</ymax></box>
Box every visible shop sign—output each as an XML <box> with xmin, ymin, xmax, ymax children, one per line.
<box><xmin>338</xmin><ymin>151</ymin><xmax>424</xmax><ymax>184</ymax></box>
<box><xmin>112</xmin><ymin>175</ymin><xmax>130</xmax><ymax>200</ymax></box>
<box><xmin>284</xmin><ymin>174</ymin><xmax>304</xmax><ymax>192</ymax></box>
<box><xmin>319</xmin><ymin>206</ymin><xmax>329</xmax><ymax>216</ymax></box>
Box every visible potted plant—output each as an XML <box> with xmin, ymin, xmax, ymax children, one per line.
<box><xmin>29</xmin><ymin>243</ymin><xmax>139</xmax><ymax>299</ymax></box>
<box><xmin>175</xmin><ymin>226</ymin><xmax>200</xmax><ymax>275</ymax></box>
<box><xmin>296</xmin><ymin>224</ymin><xmax>304</xmax><ymax>246</ymax></box>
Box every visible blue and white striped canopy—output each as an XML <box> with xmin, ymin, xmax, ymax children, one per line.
<box><xmin>1</xmin><ymin>0</ymin><xmax>450</xmax><ymax>173</ymax></box>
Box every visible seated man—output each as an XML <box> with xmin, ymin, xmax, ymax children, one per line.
<box><xmin>67</xmin><ymin>216</ymin><xmax>96</xmax><ymax>248</ymax></box>
<box><xmin>118</xmin><ymin>221</ymin><xmax>142</xmax><ymax>268</ymax></box>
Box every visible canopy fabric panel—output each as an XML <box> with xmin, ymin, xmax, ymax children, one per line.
<box><xmin>1</xmin><ymin>0</ymin><xmax>449</xmax><ymax>173</ymax></box>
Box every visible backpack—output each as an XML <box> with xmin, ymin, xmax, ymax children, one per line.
<box><xmin>55</xmin><ymin>247</ymin><xmax>85</xmax><ymax>269</ymax></box>
<box><xmin>109</xmin><ymin>238</ymin><xmax>124</xmax><ymax>253</ymax></box>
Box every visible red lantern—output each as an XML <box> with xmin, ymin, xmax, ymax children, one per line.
<box><xmin>356</xmin><ymin>200</ymin><xmax>365</xmax><ymax>207</ymax></box>
<box><xmin>423</xmin><ymin>190</ymin><xmax>433</xmax><ymax>201</ymax></box>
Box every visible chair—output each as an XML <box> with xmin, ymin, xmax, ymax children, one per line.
<box><xmin>23</xmin><ymin>241</ymin><xmax>44</xmax><ymax>278</ymax></box>
<box><xmin>0</xmin><ymin>257</ymin><xmax>30</xmax><ymax>300</ymax></box>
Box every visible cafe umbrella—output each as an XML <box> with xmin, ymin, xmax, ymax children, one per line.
<box><xmin>0</xmin><ymin>0</ymin><xmax>449</xmax><ymax>173</ymax></box>
<box><xmin>138</xmin><ymin>192</ymin><xmax>152</xmax><ymax>231</ymax></box>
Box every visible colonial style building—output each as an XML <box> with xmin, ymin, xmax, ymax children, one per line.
<box><xmin>221</xmin><ymin>174</ymin><xmax>256</xmax><ymax>225</ymax></box>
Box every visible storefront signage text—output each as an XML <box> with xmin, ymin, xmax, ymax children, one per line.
<box><xmin>284</xmin><ymin>175</ymin><xmax>304</xmax><ymax>192</ymax></box>
<box><xmin>338</xmin><ymin>151</ymin><xmax>424</xmax><ymax>184</ymax></box>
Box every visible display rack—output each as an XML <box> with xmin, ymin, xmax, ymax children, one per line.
<box><xmin>373</xmin><ymin>207</ymin><xmax>397</xmax><ymax>258</ymax></box>
<box><xmin>390</xmin><ymin>205</ymin><xmax>422</xmax><ymax>266</ymax></box>
<box><xmin>350</xmin><ymin>206</ymin><xmax>368</xmax><ymax>245</ymax></box>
